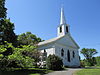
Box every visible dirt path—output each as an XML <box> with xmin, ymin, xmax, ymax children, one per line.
<box><xmin>45</xmin><ymin>68</ymin><xmax>82</xmax><ymax>75</ymax></box>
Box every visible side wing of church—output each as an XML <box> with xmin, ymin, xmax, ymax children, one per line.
<box><xmin>38</xmin><ymin>7</ymin><xmax>80</xmax><ymax>67</ymax></box>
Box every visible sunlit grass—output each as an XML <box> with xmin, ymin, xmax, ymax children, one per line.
<box><xmin>74</xmin><ymin>69</ymin><xmax>100</xmax><ymax>75</ymax></box>
<box><xmin>29</xmin><ymin>73</ymin><xmax>40</xmax><ymax>75</ymax></box>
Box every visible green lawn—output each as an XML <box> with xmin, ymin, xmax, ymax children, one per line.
<box><xmin>74</xmin><ymin>69</ymin><xmax>100</xmax><ymax>75</ymax></box>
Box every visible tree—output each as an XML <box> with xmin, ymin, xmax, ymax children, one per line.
<box><xmin>46</xmin><ymin>54</ymin><xmax>63</xmax><ymax>70</ymax></box>
<box><xmin>0</xmin><ymin>41</ymin><xmax>37</xmax><ymax>69</ymax></box>
<box><xmin>0</xmin><ymin>0</ymin><xmax>7</xmax><ymax>19</ymax></box>
<box><xmin>81</xmin><ymin>48</ymin><xmax>98</xmax><ymax>66</ymax></box>
<box><xmin>0</xmin><ymin>0</ymin><xmax>17</xmax><ymax>46</ymax></box>
<box><xmin>17</xmin><ymin>32</ymin><xmax>42</xmax><ymax>46</ymax></box>
<box><xmin>0</xmin><ymin>19</ymin><xmax>17</xmax><ymax>46</ymax></box>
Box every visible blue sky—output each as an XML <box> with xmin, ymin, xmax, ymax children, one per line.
<box><xmin>6</xmin><ymin>0</ymin><xmax>100</xmax><ymax>59</ymax></box>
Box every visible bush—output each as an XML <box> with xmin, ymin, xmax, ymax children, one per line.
<box><xmin>80</xmin><ymin>60</ymin><xmax>85</xmax><ymax>67</ymax></box>
<box><xmin>46</xmin><ymin>54</ymin><xmax>63</xmax><ymax>70</ymax></box>
<box><xmin>96</xmin><ymin>56</ymin><xmax>100</xmax><ymax>66</ymax></box>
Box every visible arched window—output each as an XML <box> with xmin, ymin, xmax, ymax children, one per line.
<box><xmin>60</xmin><ymin>26</ymin><xmax>62</xmax><ymax>33</ymax></box>
<box><xmin>66</xmin><ymin>26</ymin><xmax>68</xmax><ymax>32</ymax></box>
<box><xmin>73</xmin><ymin>51</ymin><xmax>75</xmax><ymax>58</ymax></box>
<box><xmin>61</xmin><ymin>49</ymin><xmax>64</xmax><ymax>57</ymax></box>
<box><xmin>67</xmin><ymin>50</ymin><xmax>70</xmax><ymax>62</ymax></box>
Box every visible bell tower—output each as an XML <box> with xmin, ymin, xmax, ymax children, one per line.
<box><xmin>57</xmin><ymin>7</ymin><xmax>69</xmax><ymax>37</ymax></box>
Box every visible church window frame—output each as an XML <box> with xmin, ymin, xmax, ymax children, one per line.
<box><xmin>61</xmin><ymin>48</ymin><xmax>64</xmax><ymax>57</ymax></box>
<box><xmin>60</xmin><ymin>26</ymin><xmax>62</xmax><ymax>33</ymax></box>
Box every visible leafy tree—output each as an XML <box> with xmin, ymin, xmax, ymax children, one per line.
<box><xmin>0</xmin><ymin>0</ymin><xmax>17</xmax><ymax>46</ymax></box>
<box><xmin>8</xmin><ymin>45</ymin><xmax>35</xmax><ymax>68</ymax></box>
<box><xmin>81</xmin><ymin>48</ymin><xmax>98</xmax><ymax>66</ymax></box>
<box><xmin>46</xmin><ymin>54</ymin><xmax>63</xmax><ymax>70</ymax></box>
<box><xmin>0</xmin><ymin>19</ymin><xmax>17</xmax><ymax>46</ymax></box>
<box><xmin>0</xmin><ymin>41</ymin><xmax>38</xmax><ymax>69</ymax></box>
<box><xmin>17</xmin><ymin>32</ymin><xmax>42</xmax><ymax>45</ymax></box>
<box><xmin>0</xmin><ymin>0</ymin><xmax>7</xmax><ymax>19</ymax></box>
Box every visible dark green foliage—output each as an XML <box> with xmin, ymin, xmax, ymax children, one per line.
<box><xmin>0</xmin><ymin>42</ymin><xmax>37</xmax><ymax>69</ymax></box>
<box><xmin>46</xmin><ymin>54</ymin><xmax>63</xmax><ymax>70</ymax></box>
<box><xmin>0</xmin><ymin>0</ymin><xmax>17</xmax><ymax>46</ymax></box>
<box><xmin>95</xmin><ymin>56</ymin><xmax>100</xmax><ymax>66</ymax></box>
<box><xmin>80</xmin><ymin>56</ymin><xmax>100</xmax><ymax>67</ymax></box>
<box><xmin>81</xmin><ymin>48</ymin><xmax>98</xmax><ymax>66</ymax></box>
<box><xmin>0</xmin><ymin>68</ymin><xmax>51</xmax><ymax>75</ymax></box>
<box><xmin>0</xmin><ymin>0</ymin><xmax>7</xmax><ymax>19</ymax></box>
<box><xmin>17</xmin><ymin>32</ymin><xmax>42</xmax><ymax>46</ymax></box>
<box><xmin>92</xmin><ymin>57</ymin><xmax>97</xmax><ymax>65</ymax></box>
<box><xmin>80</xmin><ymin>60</ymin><xmax>85</xmax><ymax>67</ymax></box>
<box><xmin>0</xmin><ymin>19</ymin><xmax>17</xmax><ymax>46</ymax></box>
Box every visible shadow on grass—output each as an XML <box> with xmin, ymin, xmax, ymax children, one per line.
<box><xmin>0</xmin><ymin>69</ymin><xmax>49</xmax><ymax>75</ymax></box>
<box><xmin>84</xmin><ymin>66</ymin><xmax>100</xmax><ymax>69</ymax></box>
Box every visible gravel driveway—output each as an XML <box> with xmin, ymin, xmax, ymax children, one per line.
<box><xmin>45</xmin><ymin>68</ymin><xmax>82</xmax><ymax>75</ymax></box>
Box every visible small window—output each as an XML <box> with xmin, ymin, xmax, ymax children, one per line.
<box><xmin>73</xmin><ymin>51</ymin><xmax>75</xmax><ymax>58</ymax></box>
<box><xmin>60</xmin><ymin>26</ymin><xmax>62</xmax><ymax>33</ymax></box>
<box><xmin>66</xmin><ymin>26</ymin><xmax>68</xmax><ymax>32</ymax></box>
<box><xmin>61</xmin><ymin>49</ymin><xmax>64</xmax><ymax>57</ymax></box>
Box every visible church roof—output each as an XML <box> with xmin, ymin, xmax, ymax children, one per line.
<box><xmin>38</xmin><ymin>34</ymin><xmax>80</xmax><ymax>49</ymax></box>
<box><xmin>38</xmin><ymin>35</ymin><xmax>64</xmax><ymax>46</ymax></box>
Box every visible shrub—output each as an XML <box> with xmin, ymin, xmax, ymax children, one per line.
<box><xmin>96</xmin><ymin>56</ymin><xmax>100</xmax><ymax>66</ymax></box>
<box><xmin>46</xmin><ymin>54</ymin><xmax>63</xmax><ymax>70</ymax></box>
<box><xmin>80</xmin><ymin>60</ymin><xmax>85</xmax><ymax>67</ymax></box>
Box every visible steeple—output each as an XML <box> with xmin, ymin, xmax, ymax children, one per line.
<box><xmin>60</xmin><ymin>7</ymin><xmax>66</xmax><ymax>25</ymax></box>
<box><xmin>57</xmin><ymin>7</ymin><xmax>69</xmax><ymax>37</ymax></box>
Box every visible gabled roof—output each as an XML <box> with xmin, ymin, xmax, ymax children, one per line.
<box><xmin>68</xmin><ymin>34</ymin><xmax>80</xmax><ymax>49</ymax></box>
<box><xmin>38</xmin><ymin>34</ymin><xmax>80</xmax><ymax>49</ymax></box>
<box><xmin>38</xmin><ymin>35</ymin><xmax>64</xmax><ymax>46</ymax></box>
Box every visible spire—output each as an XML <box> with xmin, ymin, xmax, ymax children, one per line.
<box><xmin>60</xmin><ymin>7</ymin><xmax>66</xmax><ymax>25</ymax></box>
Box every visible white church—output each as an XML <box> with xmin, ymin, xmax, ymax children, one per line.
<box><xmin>38</xmin><ymin>7</ymin><xmax>80</xmax><ymax>67</ymax></box>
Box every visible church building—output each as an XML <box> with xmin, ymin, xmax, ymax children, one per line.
<box><xmin>38</xmin><ymin>7</ymin><xmax>80</xmax><ymax>67</ymax></box>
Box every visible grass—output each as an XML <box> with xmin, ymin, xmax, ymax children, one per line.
<box><xmin>0</xmin><ymin>68</ymin><xmax>53</xmax><ymax>75</ymax></box>
<box><xmin>29</xmin><ymin>73</ymin><xmax>40</xmax><ymax>75</ymax></box>
<box><xmin>74</xmin><ymin>69</ymin><xmax>100</xmax><ymax>75</ymax></box>
<box><xmin>85</xmin><ymin>66</ymin><xmax>100</xmax><ymax>68</ymax></box>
